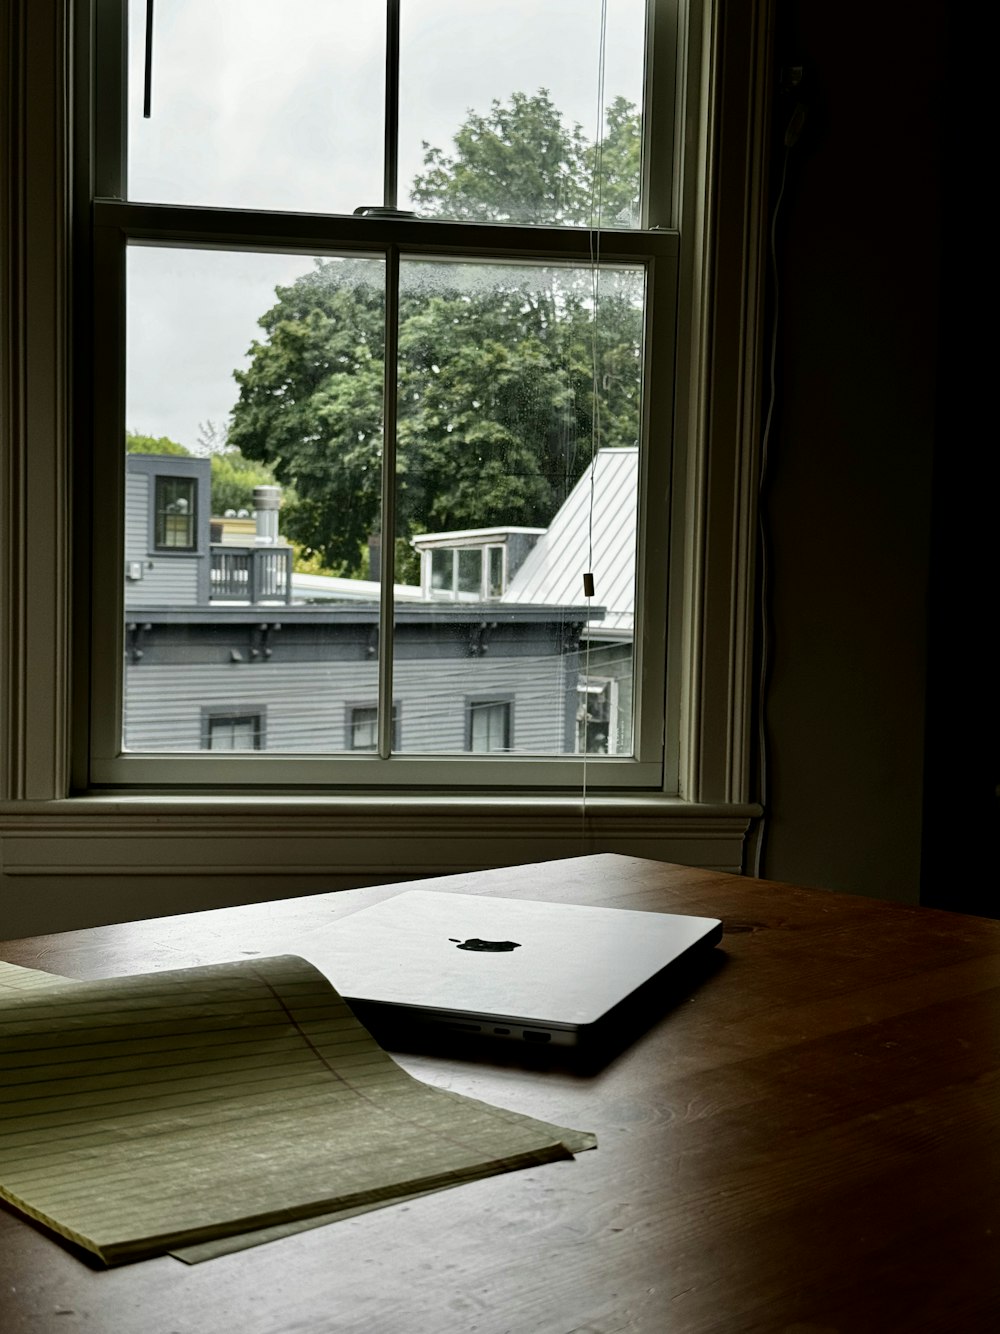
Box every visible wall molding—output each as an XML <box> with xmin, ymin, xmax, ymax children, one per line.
<box><xmin>0</xmin><ymin>799</ymin><xmax>757</xmax><ymax>935</ymax></box>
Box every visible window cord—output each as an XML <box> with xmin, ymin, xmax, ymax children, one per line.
<box><xmin>582</xmin><ymin>0</ymin><xmax>609</xmax><ymax>850</ymax></box>
<box><xmin>751</xmin><ymin>141</ymin><xmax>791</xmax><ymax>878</ymax></box>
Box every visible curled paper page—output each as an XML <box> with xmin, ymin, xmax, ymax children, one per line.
<box><xmin>0</xmin><ymin>955</ymin><xmax>594</xmax><ymax>1266</ymax></box>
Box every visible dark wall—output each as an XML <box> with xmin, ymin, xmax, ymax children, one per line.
<box><xmin>754</xmin><ymin>2</ymin><xmax>996</xmax><ymax>907</ymax></box>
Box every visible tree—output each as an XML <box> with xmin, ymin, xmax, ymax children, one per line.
<box><xmin>409</xmin><ymin>89</ymin><xmax>641</xmax><ymax>229</ymax></box>
<box><xmin>228</xmin><ymin>93</ymin><xmax>644</xmax><ymax>575</ymax></box>
<box><xmin>126</xmin><ymin>431</ymin><xmax>190</xmax><ymax>457</ymax></box>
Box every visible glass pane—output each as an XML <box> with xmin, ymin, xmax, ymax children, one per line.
<box><xmin>488</xmin><ymin>547</ymin><xmax>504</xmax><ymax>598</ymax></box>
<box><xmin>127</xmin><ymin>0</ymin><xmax>385</xmax><ymax>213</ymax></box>
<box><xmin>400</xmin><ymin>0</ymin><xmax>647</xmax><ymax>226</ymax></box>
<box><xmin>350</xmin><ymin>706</ymin><xmax>379</xmax><ymax>751</ymax></box>
<box><xmin>430</xmin><ymin>549</ymin><xmax>452</xmax><ymax>593</ymax></box>
<box><xmin>469</xmin><ymin>701</ymin><xmax>510</xmax><ymax>753</ymax></box>
<box><xmin>123</xmin><ymin>246</ymin><xmax>385</xmax><ymax>754</ymax></box>
<box><xmin>456</xmin><ymin>549</ymin><xmax>482</xmax><ymax>596</ymax></box>
<box><xmin>393</xmin><ymin>257</ymin><xmax>644</xmax><ymax>756</ymax></box>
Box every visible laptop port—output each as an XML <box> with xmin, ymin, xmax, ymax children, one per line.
<box><xmin>522</xmin><ymin>1029</ymin><xmax>551</xmax><ymax>1043</ymax></box>
<box><xmin>493</xmin><ymin>1027</ymin><xmax>511</xmax><ymax>1035</ymax></box>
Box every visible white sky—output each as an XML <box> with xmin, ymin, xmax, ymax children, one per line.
<box><xmin>125</xmin><ymin>0</ymin><xmax>645</xmax><ymax>450</ymax></box>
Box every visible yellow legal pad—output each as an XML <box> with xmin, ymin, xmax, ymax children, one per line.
<box><xmin>0</xmin><ymin>956</ymin><xmax>594</xmax><ymax>1266</ymax></box>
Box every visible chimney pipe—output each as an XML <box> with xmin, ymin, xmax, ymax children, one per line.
<box><xmin>253</xmin><ymin>485</ymin><xmax>281</xmax><ymax>544</ymax></box>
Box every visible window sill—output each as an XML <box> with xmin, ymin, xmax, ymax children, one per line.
<box><xmin>0</xmin><ymin>794</ymin><xmax>761</xmax><ymax>937</ymax></box>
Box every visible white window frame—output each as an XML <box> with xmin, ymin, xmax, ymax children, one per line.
<box><xmin>0</xmin><ymin>0</ymin><xmax>770</xmax><ymax>902</ymax></box>
<box><xmin>86</xmin><ymin>0</ymin><xmax>676</xmax><ymax>791</ymax></box>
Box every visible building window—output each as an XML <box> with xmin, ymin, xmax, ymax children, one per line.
<box><xmin>577</xmin><ymin>679</ymin><xmax>619</xmax><ymax>755</ymax></box>
<box><xmin>154</xmin><ymin>476</ymin><xmax>196</xmax><ymax>551</ymax></box>
<box><xmin>427</xmin><ymin>544</ymin><xmax>507</xmax><ymax>600</ymax></box>
<box><xmin>348</xmin><ymin>703</ymin><xmax>400</xmax><ymax>752</ymax></box>
<box><xmin>467</xmin><ymin>699</ymin><xmax>512</xmax><ymax>754</ymax></box>
<box><xmin>202</xmin><ymin>709</ymin><xmax>265</xmax><ymax>751</ymax></box>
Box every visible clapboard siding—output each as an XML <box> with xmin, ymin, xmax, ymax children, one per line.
<box><xmin>123</xmin><ymin>654</ymin><xmax>574</xmax><ymax>754</ymax></box>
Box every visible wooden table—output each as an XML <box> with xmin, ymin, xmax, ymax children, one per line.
<box><xmin>1</xmin><ymin>854</ymin><xmax>997</xmax><ymax>1333</ymax></box>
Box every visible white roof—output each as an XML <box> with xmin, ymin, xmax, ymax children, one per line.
<box><xmin>291</xmin><ymin>573</ymin><xmax>423</xmax><ymax>603</ymax></box>
<box><xmin>503</xmin><ymin>447</ymin><xmax>637</xmax><ymax>637</ymax></box>
<box><xmin>410</xmin><ymin>525</ymin><xmax>545</xmax><ymax>549</ymax></box>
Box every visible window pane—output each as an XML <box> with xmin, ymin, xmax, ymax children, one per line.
<box><xmin>488</xmin><ymin>547</ymin><xmax>504</xmax><ymax>598</ymax></box>
<box><xmin>155</xmin><ymin>477</ymin><xmax>196</xmax><ymax>549</ymax></box>
<box><xmin>456</xmin><ymin>549</ymin><xmax>482</xmax><ymax>596</ymax></box>
<box><xmin>127</xmin><ymin>0</ymin><xmax>385</xmax><ymax>213</ymax></box>
<box><xmin>123</xmin><ymin>246</ymin><xmax>385</xmax><ymax>754</ymax></box>
<box><xmin>393</xmin><ymin>257</ymin><xmax>643</xmax><ymax>756</ymax></box>
<box><xmin>400</xmin><ymin>0</ymin><xmax>647</xmax><ymax>226</ymax></box>
<box><xmin>350</xmin><ymin>706</ymin><xmax>379</xmax><ymax>751</ymax></box>
<box><xmin>430</xmin><ymin>549</ymin><xmax>452</xmax><ymax>594</ymax></box>
<box><xmin>207</xmin><ymin>714</ymin><xmax>261</xmax><ymax>750</ymax></box>
<box><xmin>469</xmin><ymin>701</ymin><xmax>511</xmax><ymax>753</ymax></box>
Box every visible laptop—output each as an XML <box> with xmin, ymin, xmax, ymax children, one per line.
<box><xmin>300</xmin><ymin>890</ymin><xmax>722</xmax><ymax>1049</ymax></box>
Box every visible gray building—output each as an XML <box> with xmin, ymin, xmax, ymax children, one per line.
<box><xmin>122</xmin><ymin>453</ymin><xmax>625</xmax><ymax>756</ymax></box>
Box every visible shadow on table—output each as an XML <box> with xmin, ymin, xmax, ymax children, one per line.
<box><xmin>359</xmin><ymin>947</ymin><xmax>729</xmax><ymax>1077</ymax></box>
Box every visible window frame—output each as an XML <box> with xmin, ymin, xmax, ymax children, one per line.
<box><xmin>1</xmin><ymin>0</ymin><xmax>771</xmax><ymax>845</ymax></box>
<box><xmin>152</xmin><ymin>474</ymin><xmax>197</xmax><ymax>553</ymax></box>
<box><xmin>85</xmin><ymin>0</ymin><xmax>683</xmax><ymax>791</ymax></box>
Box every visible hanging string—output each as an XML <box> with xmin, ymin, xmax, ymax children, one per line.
<box><xmin>582</xmin><ymin>0</ymin><xmax>609</xmax><ymax>850</ymax></box>
<box><xmin>143</xmin><ymin>0</ymin><xmax>155</xmax><ymax>118</ymax></box>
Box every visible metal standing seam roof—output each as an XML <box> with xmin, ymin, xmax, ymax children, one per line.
<box><xmin>502</xmin><ymin>447</ymin><xmax>637</xmax><ymax>638</ymax></box>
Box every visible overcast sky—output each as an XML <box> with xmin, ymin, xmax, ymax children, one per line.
<box><xmin>125</xmin><ymin>0</ymin><xmax>645</xmax><ymax>450</ymax></box>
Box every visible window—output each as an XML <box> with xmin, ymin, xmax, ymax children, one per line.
<box><xmin>154</xmin><ymin>477</ymin><xmax>196</xmax><ymax>551</ymax></box>
<box><xmin>348</xmin><ymin>704</ymin><xmax>400</xmax><ymax>752</ymax></box>
<box><xmin>1</xmin><ymin>0</ymin><xmax>771</xmax><ymax>841</ymax></box>
<box><xmin>467</xmin><ymin>700</ymin><xmax>513</xmax><ymax>754</ymax></box>
<box><xmin>86</xmin><ymin>0</ymin><xmax>680</xmax><ymax>788</ymax></box>
<box><xmin>203</xmin><ymin>709</ymin><xmax>265</xmax><ymax>751</ymax></box>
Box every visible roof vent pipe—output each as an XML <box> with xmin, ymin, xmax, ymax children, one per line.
<box><xmin>253</xmin><ymin>486</ymin><xmax>281</xmax><ymax>544</ymax></box>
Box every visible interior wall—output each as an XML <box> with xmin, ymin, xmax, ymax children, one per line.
<box><xmin>755</xmin><ymin>2</ymin><xmax>945</xmax><ymax>902</ymax></box>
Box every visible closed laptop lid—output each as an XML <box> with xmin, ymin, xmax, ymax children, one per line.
<box><xmin>300</xmin><ymin>890</ymin><xmax>722</xmax><ymax>1034</ymax></box>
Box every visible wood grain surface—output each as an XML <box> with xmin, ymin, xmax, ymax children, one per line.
<box><xmin>1</xmin><ymin>854</ymin><xmax>997</xmax><ymax>1333</ymax></box>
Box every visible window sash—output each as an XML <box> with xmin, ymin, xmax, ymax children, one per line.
<box><xmin>89</xmin><ymin>206</ymin><xmax>676</xmax><ymax>788</ymax></box>
<box><xmin>154</xmin><ymin>476</ymin><xmax>196</xmax><ymax>550</ymax></box>
<box><xmin>86</xmin><ymin>0</ymin><xmax>682</xmax><ymax>790</ymax></box>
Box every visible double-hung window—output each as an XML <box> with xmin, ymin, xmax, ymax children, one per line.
<box><xmin>84</xmin><ymin>0</ymin><xmax>719</xmax><ymax>794</ymax></box>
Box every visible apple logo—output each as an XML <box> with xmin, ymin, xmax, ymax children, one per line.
<box><xmin>449</xmin><ymin>937</ymin><xmax>521</xmax><ymax>953</ymax></box>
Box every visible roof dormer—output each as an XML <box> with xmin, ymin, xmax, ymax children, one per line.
<box><xmin>410</xmin><ymin>527</ymin><xmax>544</xmax><ymax>601</ymax></box>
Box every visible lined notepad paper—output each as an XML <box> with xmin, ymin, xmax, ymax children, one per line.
<box><xmin>0</xmin><ymin>955</ymin><xmax>594</xmax><ymax>1266</ymax></box>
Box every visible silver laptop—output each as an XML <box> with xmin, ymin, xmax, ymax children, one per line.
<box><xmin>300</xmin><ymin>890</ymin><xmax>722</xmax><ymax>1048</ymax></box>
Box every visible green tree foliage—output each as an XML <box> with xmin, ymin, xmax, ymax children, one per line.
<box><xmin>228</xmin><ymin>92</ymin><xmax>643</xmax><ymax>575</ymax></box>
<box><xmin>410</xmin><ymin>90</ymin><xmax>641</xmax><ymax>228</ymax></box>
<box><xmin>209</xmin><ymin>450</ymin><xmax>281</xmax><ymax>516</ymax></box>
<box><xmin>126</xmin><ymin>431</ymin><xmax>190</xmax><ymax>456</ymax></box>
<box><xmin>126</xmin><ymin>431</ymin><xmax>278</xmax><ymax>517</ymax></box>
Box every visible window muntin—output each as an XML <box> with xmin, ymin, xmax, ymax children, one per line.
<box><xmin>90</xmin><ymin>0</ymin><xmax>679</xmax><ymax>788</ymax></box>
<box><xmin>154</xmin><ymin>477</ymin><xmax>196</xmax><ymax>549</ymax></box>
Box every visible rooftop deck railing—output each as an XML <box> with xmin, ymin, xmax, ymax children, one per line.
<box><xmin>210</xmin><ymin>546</ymin><xmax>293</xmax><ymax>604</ymax></box>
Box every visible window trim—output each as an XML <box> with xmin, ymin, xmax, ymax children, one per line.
<box><xmin>1</xmin><ymin>0</ymin><xmax>772</xmax><ymax>833</ymax></box>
